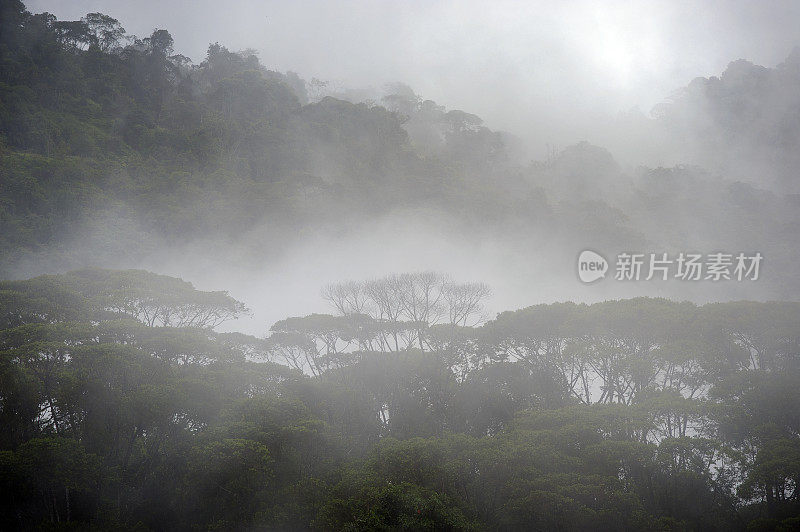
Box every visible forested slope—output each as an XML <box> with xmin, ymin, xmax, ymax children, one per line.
<box><xmin>2</xmin><ymin>1</ymin><xmax>800</xmax><ymax>302</ymax></box>
<box><xmin>2</xmin><ymin>269</ymin><xmax>800</xmax><ymax>529</ymax></box>
<box><xmin>3</xmin><ymin>3</ymin><xmax>800</xmax><ymax>529</ymax></box>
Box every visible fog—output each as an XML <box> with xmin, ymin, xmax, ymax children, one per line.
<box><xmin>168</xmin><ymin>234</ymin><xmax>779</xmax><ymax>337</ymax></box>
<box><xmin>7</xmin><ymin>0</ymin><xmax>800</xmax><ymax>338</ymax></box>
<box><xmin>5</xmin><ymin>2</ymin><xmax>800</xmax><ymax>528</ymax></box>
<box><xmin>29</xmin><ymin>0</ymin><xmax>800</xmax><ymax>157</ymax></box>
<box><xmin>2</xmin><ymin>0</ymin><xmax>796</xmax><ymax>374</ymax></box>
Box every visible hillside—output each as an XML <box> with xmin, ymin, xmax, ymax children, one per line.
<box><xmin>2</xmin><ymin>2</ymin><xmax>799</xmax><ymax>304</ymax></box>
<box><xmin>3</xmin><ymin>3</ymin><xmax>800</xmax><ymax>530</ymax></box>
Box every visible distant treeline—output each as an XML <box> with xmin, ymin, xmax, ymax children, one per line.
<box><xmin>0</xmin><ymin>0</ymin><xmax>531</xmax><ymax>275</ymax></box>
<box><xmin>1</xmin><ymin>268</ymin><xmax>799</xmax><ymax>530</ymax></box>
<box><xmin>4</xmin><ymin>0</ymin><xmax>800</xmax><ymax>302</ymax></box>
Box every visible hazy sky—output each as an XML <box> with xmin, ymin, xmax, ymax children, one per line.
<box><xmin>29</xmin><ymin>0</ymin><xmax>800</xmax><ymax>153</ymax></box>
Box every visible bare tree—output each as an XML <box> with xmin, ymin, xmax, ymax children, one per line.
<box><xmin>321</xmin><ymin>280</ymin><xmax>372</xmax><ymax>316</ymax></box>
<box><xmin>322</xmin><ymin>272</ymin><xmax>492</xmax><ymax>352</ymax></box>
<box><xmin>366</xmin><ymin>275</ymin><xmax>406</xmax><ymax>351</ymax></box>
<box><xmin>444</xmin><ymin>281</ymin><xmax>491</xmax><ymax>327</ymax></box>
<box><xmin>398</xmin><ymin>272</ymin><xmax>449</xmax><ymax>349</ymax></box>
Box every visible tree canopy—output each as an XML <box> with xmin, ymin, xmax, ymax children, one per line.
<box><xmin>0</xmin><ymin>269</ymin><xmax>798</xmax><ymax>529</ymax></box>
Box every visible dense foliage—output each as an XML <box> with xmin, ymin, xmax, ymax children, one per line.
<box><xmin>0</xmin><ymin>0</ymin><xmax>541</xmax><ymax>275</ymax></box>
<box><xmin>1</xmin><ymin>268</ymin><xmax>800</xmax><ymax>530</ymax></box>
<box><xmin>3</xmin><ymin>2</ymin><xmax>800</xmax><ymax>530</ymax></box>
<box><xmin>2</xmin><ymin>1</ymin><xmax>799</xmax><ymax>303</ymax></box>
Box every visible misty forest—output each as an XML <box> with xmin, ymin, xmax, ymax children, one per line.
<box><xmin>2</xmin><ymin>1</ymin><xmax>800</xmax><ymax>530</ymax></box>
